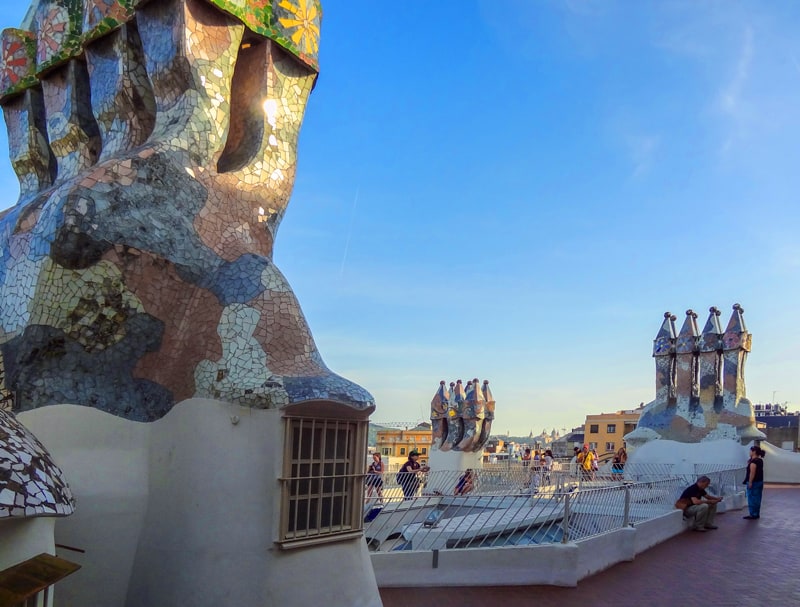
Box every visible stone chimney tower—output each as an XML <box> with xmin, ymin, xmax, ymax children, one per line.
<box><xmin>675</xmin><ymin>309</ymin><xmax>700</xmax><ymax>411</ymax></box>
<box><xmin>652</xmin><ymin>312</ymin><xmax>677</xmax><ymax>405</ymax></box>
<box><xmin>721</xmin><ymin>304</ymin><xmax>751</xmax><ymax>410</ymax></box>
<box><xmin>698</xmin><ymin>306</ymin><xmax>724</xmax><ymax>411</ymax></box>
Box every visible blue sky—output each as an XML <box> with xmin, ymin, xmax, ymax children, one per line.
<box><xmin>2</xmin><ymin>1</ymin><xmax>800</xmax><ymax>435</ymax></box>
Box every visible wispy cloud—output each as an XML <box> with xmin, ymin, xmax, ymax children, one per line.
<box><xmin>626</xmin><ymin>134</ymin><xmax>660</xmax><ymax>178</ymax></box>
<box><xmin>767</xmin><ymin>242</ymin><xmax>800</xmax><ymax>273</ymax></box>
<box><xmin>720</xmin><ymin>26</ymin><xmax>754</xmax><ymax>114</ymax></box>
<box><xmin>651</xmin><ymin>9</ymin><xmax>799</xmax><ymax>166</ymax></box>
<box><xmin>718</xmin><ymin>26</ymin><xmax>754</xmax><ymax>153</ymax></box>
<box><xmin>655</xmin><ymin>23</ymin><xmax>712</xmax><ymax>59</ymax></box>
<box><xmin>562</xmin><ymin>0</ymin><xmax>608</xmax><ymax>17</ymax></box>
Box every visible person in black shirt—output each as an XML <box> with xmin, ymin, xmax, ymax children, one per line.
<box><xmin>397</xmin><ymin>450</ymin><xmax>430</xmax><ymax>500</ymax></box>
<box><xmin>679</xmin><ymin>475</ymin><xmax>723</xmax><ymax>532</ymax></box>
<box><xmin>743</xmin><ymin>446</ymin><xmax>765</xmax><ymax>519</ymax></box>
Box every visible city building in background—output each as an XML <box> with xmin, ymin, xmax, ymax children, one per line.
<box><xmin>483</xmin><ymin>437</ymin><xmax>505</xmax><ymax>455</ymax></box>
<box><xmin>584</xmin><ymin>406</ymin><xmax>644</xmax><ymax>457</ymax></box>
<box><xmin>551</xmin><ymin>426</ymin><xmax>585</xmax><ymax>457</ymax></box>
<box><xmin>753</xmin><ymin>403</ymin><xmax>800</xmax><ymax>451</ymax></box>
<box><xmin>375</xmin><ymin>423</ymin><xmax>432</xmax><ymax>466</ymax></box>
<box><xmin>528</xmin><ymin>428</ymin><xmax>560</xmax><ymax>451</ymax></box>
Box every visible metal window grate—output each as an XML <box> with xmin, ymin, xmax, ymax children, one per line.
<box><xmin>280</xmin><ymin>417</ymin><xmax>367</xmax><ymax>546</ymax></box>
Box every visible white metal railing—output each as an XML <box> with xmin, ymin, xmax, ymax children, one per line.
<box><xmin>363</xmin><ymin>465</ymin><xmax>746</xmax><ymax>552</ymax></box>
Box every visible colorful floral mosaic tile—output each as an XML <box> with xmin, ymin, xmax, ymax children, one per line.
<box><xmin>35</xmin><ymin>0</ymin><xmax>84</xmax><ymax>75</ymax></box>
<box><xmin>207</xmin><ymin>0</ymin><xmax>320</xmax><ymax>70</ymax></box>
<box><xmin>0</xmin><ymin>29</ymin><xmax>37</xmax><ymax>98</ymax></box>
<box><xmin>0</xmin><ymin>0</ymin><xmax>321</xmax><ymax>102</ymax></box>
<box><xmin>83</xmin><ymin>0</ymin><xmax>136</xmax><ymax>43</ymax></box>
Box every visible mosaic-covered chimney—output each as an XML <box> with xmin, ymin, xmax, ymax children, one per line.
<box><xmin>698</xmin><ymin>306</ymin><xmax>724</xmax><ymax>411</ymax></box>
<box><xmin>628</xmin><ymin>303</ymin><xmax>763</xmax><ymax>445</ymax></box>
<box><xmin>675</xmin><ymin>309</ymin><xmax>700</xmax><ymax>410</ymax></box>
<box><xmin>652</xmin><ymin>311</ymin><xmax>677</xmax><ymax>405</ymax></box>
<box><xmin>431</xmin><ymin>378</ymin><xmax>495</xmax><ymax>453</ymax></box>
<box><xmin>722</xmin><ymin>303</ymin><xmax>750</xmax><ymax>411</ymax></box>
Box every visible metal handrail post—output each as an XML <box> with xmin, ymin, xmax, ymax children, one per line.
<box><xmin>561</xmin><ymin>493</ymin><xmax>570</xmax><ymax>543</ymax></box>
<box><xmin>623</xmin><ymin>484</ymin><xmax>630</xmax><ymax>527</ymax></box>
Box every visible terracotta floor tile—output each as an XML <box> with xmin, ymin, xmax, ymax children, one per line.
<box><xmin>380</xmin><ymin>484</ymin><xmax>800</xmax><ymax>607</ymax></box>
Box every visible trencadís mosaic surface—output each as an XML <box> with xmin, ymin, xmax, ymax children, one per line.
<box><xmin>0</xmin><ymin>407</ymin><xmax>75</xmax><ymax>518</ymax></box>
<box><xmin>625</xmin><ymin>304</ymin><xmax>764</xmax><ymax>446</ymax></box>
<box><xmin>430</xmin><ymin>379</ymin><xmax>496</xmax><ymax>453</ymax></box>
<box><xmin>0</xmin><ymin>0</ymin><xmax>373</xmax><ymax>421</ymax></box>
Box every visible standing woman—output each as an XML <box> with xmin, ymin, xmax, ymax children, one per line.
<box><xmin>612</xmin><ymin>446</ymin><xmax>627</xmax><ymax>480</ymax></box>
<box><xmin>579</xmin><ymin>445</ymin><xmax>593</xmax><ymax>480</ymax></box>
<box><xmin>743</xmin><ymin>446</ymin><xmax>765</xmax><ymax>519</ymax></box>
<box><xmin>532</xmin><ymin>450</ymin><xmax>543</xmax><ymax>490</ymax></box>
<box><xmin>521</xmin><ymin>448</ymin><xmax>532</xmax><ymax>468</ymax></box>
<box><xmin>543</xmin><ymin>449</ymin><xmax>554</xmax><ymax>484</ymax></box>
<box><xmin>366</xmin><ymin>452</ymin><xmax>385</xmax><ymax>502</ymax></box>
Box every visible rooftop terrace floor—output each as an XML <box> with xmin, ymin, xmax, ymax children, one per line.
<box><xmin>380</xmin><ymin>484</ymin><xmax>800</xmax><ymax>607</ymax></box>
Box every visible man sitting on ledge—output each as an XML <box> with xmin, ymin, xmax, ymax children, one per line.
<box><xmin>680</xmin><ymin>475</ymin><xmax>723</xmax><ymax>532</ymax></box>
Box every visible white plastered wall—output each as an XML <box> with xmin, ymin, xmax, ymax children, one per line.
<box><xmin>18</xmin><ymin>406</ymin><xmax>150</xmax><ymax>606</ymax></box>
<box><xmin>628</xmin><ymin>437</ymin><xmax>800</xmax><ymax>484</ymax></box>
<box><xmin>758</xmin><ymin>441</ymin><xmax>800</xmax><ymax>483</ymax></box>
<box><xmin>425</xmin><ymin>450</ymin><xmax>483</xmax><ymax>494</ymax></box>
<box><xmin>371</xmin><ymin>511</ymin><xmax>683</xmax><ymax>588</ymax></box>
<box><xmin>19</xmin><ymin>400</ymin><xmax>382</xmax><ymax>607</ymax></box>
<box><xmin>0</xmin><ymin>517</ymin><xmax>55</xmax><ymax>571</ymax></box>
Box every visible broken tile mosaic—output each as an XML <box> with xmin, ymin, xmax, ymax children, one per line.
<box><xmin>0</xmin><ymin>407</ymin><xmax>75</xmax><ymax>518</ymax></box>
<box><xmin>0</xmin><ymin>0</ymin><xmax>373</xmax><ymax>421</ymax></box>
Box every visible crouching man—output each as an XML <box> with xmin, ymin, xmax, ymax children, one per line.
<box><xmin>679</xmin><ymin>475</ymin><xmax>723</xmax><ymax>532</ymax></box>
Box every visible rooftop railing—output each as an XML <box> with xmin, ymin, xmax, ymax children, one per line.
<box><xmin>363</xmin><ymin>464</ymin><xmax>746</xmax><ymax>553</ymax></box>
